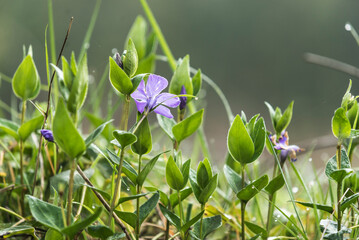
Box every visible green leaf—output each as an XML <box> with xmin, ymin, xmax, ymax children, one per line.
<box><xmin>70</xmin><ymin>52</ymin><xmax>77</xmax><ymax>74</ymax></box>
<box><xmin>202</xmin><ymin>158</ymin><xmax>213</xmax><ymax>179</ymax></box>
<box><xmin>320</xmin><ymin>219</ymin><xmax>351</xmax><ymax>239</ymax></box>
<box><xmin>182</xmin><ymin>159</ymin><xmax>191</xmax><ymax>187</ymax></box>
<box><xmin>227</xmin><ymin>115</ymin><xmax>255</xmax><ymax>164</ymax></box>
<box><xmin>294</xmin><ymin>201</ymin><xmax>334</xmax><ymax>214</ymax></box>
<box><xmin>137</xmin><ymin>151</ymin><xmax>167</xmax><ymax>186</ymax></box>
<box><xmin>169</xmin><ymin>55</ymin><xmax>193</xmax><ymax>99</ymax></box>
<box><xmin>250</xmin><ymin>117</ymin><xmax>266</xmax><ymax>162</ymax></box>
<box><xmin>223</xmin><ymin>164</ymin><xmax>242</xmax><ymax>193</ymax></box>
<box><xmin>198</xmin><ymin>174</ymin><xmax>218</xmax><ymax>204</ymax></box>
<box><xmin>341</xmin><ymin>193</ymin><xmax>359</xmax><ymax>211</ymax></box>
<box><xmin>264</xmin><ymin>102</ymin><xmax>276</xmax><ymax>129</ymax></box>
<box><xmin>197</xmin><ymin>162</ymin><xmax>210</xmax><ymax>189</ymax></box>
<box><xmin>106</xmin><ymin>149</ymin><xmax>138</xmax><ymax>183</ymax></box>
<box><xmin>332</xmin><ymin>108</ymin><xmax>351</xmax><ymax>140</ymax></box>
<box><xmin>112</xmin><ymin>130</ymin><xmax>137</xmax><ymax>149</ymax></box>
<box><xmin>18</xmin><ymin>115</ymin><xmax>44</xmax><ymax>141</ymax></box>
<box><xmin>45</xmin><ymin>229</ymin><xmax>62</xmax><ymax>240</ymax></box>
<box><xmin>114</xmin><ymin>211</ymin><xmax>136</xmax><ymax>229</ymax></box>
<box><xmin>170</xmin><ymin>187</ymin><xmax>193</xmax><ymax>208</ymax></box>
<box><xmin>67</xmin><ymin>53</ymin><xmax>88</xmax><ymax>113</ymax></box>
<box><xmin>137</xmin><ymin>192</ymin><xmax>159</xmax><ymax>225</ymax></box>
<box><xmin>62</xmin><ymin>56</ymin><xmax>74</xmax><ymax>89</ymax></box>
<box><xmin>87</xmin><ymin>225</ymin><xmax>113</xmax><ymax>240</ymax></box>
<box><xmin>275</xmin><ymin>101</ymin><xmax>294</xmax><ymax>134</ymax></box>
<box><xmin>181</xmin><ymin>210</ymin><xmax>204</xmax><ymax>233</ymax></box>
<box><xmin>50</xmin><ymin>169</ymin><xmax>94</xmax><ymax>195</ymax></box>
<box><xmin>193</xmin><ymin>215</ymin><xmax>222</xmax><ymax>240</ymax></box>
<box><xmin>0</xmin><ymin>225</ymin><xmax>38</xmax><ymax>239</ymax></box>
<box><xmin>131</xmin><ymin>116</ymin><xmax>152</xmax><ymax>155</ymax></box>
<box><xmin>325</xmin><ymin>149</ymin><xmax>351</xmax><ymax>182</ymax></box>
<box><xmin>157</xmin><ymin>114</ymin><xmax>176</xmax><ymax>140</ymax></box>
<box><xmin>123</xmin><ymin>38</ymin><xmax>138</xmax><ymax>77</ymax></box>
<box><xmin>0</xmin><ymin>118</ymin><xmax>19</xmax><ymax>139</ymax></box>
<box><xmin>166</xmin><ymin>156</ymin><xmax>184</xmax><ymax>190</ymax></box>
<box><xmin>236</xmin><ymin>175</ymin><xmax>268</xmax><ymax>202</ymax></box>
<box><xmin>137</xmin><ymin>54</ymin><xmax>156</xmax><ymax>74</ymax></box>
<box><xmin>173</xmin><ymin>109</ymin><xmax>204</xmax><ymax>144</ymax></box>
<box><xmin>265</xmin><ymin>174</ymin><xmax>285</xmax><ymax>195</ymax></box>
<box><xmin>131</xmin><ymin>74</ymin><xmax>147</xmax><ymax>92</ymax></box>
<box><xmin>12</xmin><ymin>55</ymin><xmax>40</xmax><ymax>100</ymax></box>
<box><xmin>117</xmin><ymin>192</ymin><xmax>153</xmax><ymax>207</ymax></box>
<box><xmin>245</xmin><ymin>221</ymin><xmax>268</xmax><ymax>238</ymax></box>
<box><xmin>53</xmin><ymin>99</ymin><xmax>86</xmax><ymax>158</ymax></box>
<box><xmin>107</xmin><ymin>233</ymin><xmax>126</xmax><ymax>240</ymax></box>
<box><xmin>126</xmin><ymin>16</ymin><xmax>147</xmax><ymax>60</ymax></box>
<box><xmin>192</xmin><ymin>69</ymin><xmax>202</xmax><ymax>96</ymax></box>
<box><xmin>62</xmin><ymin>207</ymin><xmax>102</xmax><ymax>238</ymax></box>
<box><xmin>109</xmin><ymin>57</ymin><xmax>133</xmax><ymax>95</ymax></box>
<box><xmin>159</xmin><ymin>204</ymin><xmax>181</xmax><ymax>230</ymax></box>
<box><xmin>349</xmin><ymin>129</ymin><xmax>359</xmax><ymax>138</ymax></box>
<box><xmin>330</xmin><ymin>169</ymin><xmax>353</xmax><ymax>183</ymax></box>
<box><xmin>26</xmin><ymin>195</ymin><xmax>66</xmax><ymax>232</ymax></box>
<box><xmin>189</xmin><ymin>169</ymin><xmax>202</xmax><ymax>203</ymax></box>
<box><xmin>85</xmin><ymin>120</ymin><xmax>114</xmax><ymax>147</ymax></box>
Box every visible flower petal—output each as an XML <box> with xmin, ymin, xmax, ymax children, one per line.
<box><xmin>133</xmin><ymin>99</ymin><xmax>147</xmax><ymax>113</ymax></box>
<box><xmin>153</xmin><ymin>105</ymin><xmax>174</xmax><ymax>118</ymax></box>
<box><xmin>155</xmin><ymin>93</ymin><xmax>180</xmax><ymax>108</ymax></box>
<box><xmin>131</xmin><ymin>80</ymin><xmax>147</xmax><ymax>101</ymax></box>
<box><xmin>146</xmin><ymin>74</ymin><xmax>168</xmax><ymax>97</ymax></box>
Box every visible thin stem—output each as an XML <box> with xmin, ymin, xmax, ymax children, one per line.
<box><xmin>348</xmin><ymin>106</ymin><xmax>359</xmax><ymax>162</ymax></box>
<box><xmin>32</xmin><ymin>17</ymin><xmax>73</xmax><ymax>195</ymax></box>
<box><xmin>241</xmin><ymin>165</ymin><xmax>246</xmax><ymax>240</ymax></box>
<box><xmin>132</xmin><ymin>113</ymin><xmax>147</xmax><ymax>134</ymax></box>
<box><xmin>199</xmin><ymin>204</ymin><xmax>205</xmax><ymax>239</ymax></box>
<box><xmin>266</xmin><ymin>158</ymin><xmax>278</xmax><ymax>234</ymax></box>
<box><xmin>76</xmin><ymin>165</ymin><xmax>132</xmax><ymax>240</ymax></box>
<box><xmin>121</xmin><ymin>95</ymin><xmax>131</xmax><ymax>131</ymax></box>
<box><xmin>139</xmin><ymin>0</ymin><xmax>176</xmax><ymax>71</ymax></box>
<box><xmin>19</xmin><ymin>100</ymin><xmax>26</xmax><ymax>214</ymax></box>
<box><xmin>136</xmin><ymin>155</ymin><xmax>142</xmax><ymax>240</ymax></box>
<box><xmin>67</xmin><ymin>157</ymin><xmax>76</xmax><ymax>226</ymax></box>
<box><xmin>177</xmin><ymin>189</ymin><xmax>185</xmax><ymax>240</ymax></box>
<box><xmin>110</xmin><ymin>147</ymin><xmax>126</xmax><ymax>227</ymax></box>
<box><xmin>74</xmin><ymin>185</ymin><xmax>87</xmax><ymax>221</ymax></box>
<box><xmin>336</xmin><ymin>144</ymin><xmax>342</xmax><ymax>231</ymax></box>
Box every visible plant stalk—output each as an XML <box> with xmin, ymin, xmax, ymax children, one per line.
<box><xmin>177</xmin><ymin>189</ymin><xmax>185</xmax><ymax>240</ymax></box>
<box><xmin>67</xmin><ymin>157</ymin><xmax>76</xmax><ymax>226</ymax></box>
<box><xmin>136</xmin><ymin>155</ymin><xmax>142</xmax><ymax>240</ymax></box>
<box><xmin>336</xmin><ymin>144</ymin><xmax>342</xmax><ymax>231</ymax></box>
<box><xmin>19</xmin><ymin>100</ymin><xmax>26</xmax><ymax>215</ymax></box>
<box><xmin>199</xmin><ymin>204</ymin><xmax>205</xmax><ymax>239</ymax></box>
<box><xmin>266</xmin><ymin>158</ymin><xmax>278</xmax><ymax>234</ymax></box>
<box><xmin>241</xmin><ymin>165</ymin><xmax>246</xmax><ymax>240</ymax></box>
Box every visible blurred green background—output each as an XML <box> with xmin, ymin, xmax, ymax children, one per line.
<box><xmin>1</xmin><ymin>0</ymin><xmax>359</xmax><ymax>161</ymax></box>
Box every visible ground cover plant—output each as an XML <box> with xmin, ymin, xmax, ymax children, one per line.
<box><xmin>1</xmin><ymin>1</ymin><xmax>359</xmax><ymax>239</ymax></box>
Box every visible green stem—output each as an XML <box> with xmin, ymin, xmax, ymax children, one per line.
<box><xmin>47</xmin><ymin>0</ymin><xmax>58</xmax><ymax>101</ymax></box>
<box><xmin>110</xmin><ymin>147</ymin><xmax>126</xmax><ymax>228</ymax></box>
<box><xmin>132</xmin><ymin>113</ymin><xmax>147</xmax><ymax>134</ymax></box>
<box><xmin>139</xmin><ymin>0</ymin><xmax>177</xmax><ymax>71</ymax></box>
<box><xmin>241</xmin><ymin>165</ymin><xmax>246</xmax><ymax>240</ymax></box>
<box><xmin>199</xmin><ymin>204</ymin><xmax>205</xmax><ymax>239</ymax></box>
<box><xmin>121</xmin><ymin>95</ymin><xmax>131</xmax><ymax>130</ymax></box>
<box><xmin>348</xmin><ymin>106</ymin><xmax>359</xmax><ymax>163</ymax></box>
<box><xmin>136</xmin><ymin>155</ymin><xmax>142</xmax><ymax>240</ymax></box>
<box><xmin>336</xmin><ymin>144</ymin><xmax>342</xmax><ymax>231</ymax></box>
<box><xmin>67</xmin><ymin>157</ymin><xmax>76</xmax><ymax>226</ymax></box>
<box><xmin>19</xmin><ymin>100</ymin><xmax>26</xmax><ymax>214</ymax></box>
<box><xmin>177</xmin><ymin>189</ymin><xmax>185</xmax><ymax>240</ymax></box>
<box><xmin>266</xmin><ymin>159</ymin><xmax>278</xmax><ymax>234</ymax></box>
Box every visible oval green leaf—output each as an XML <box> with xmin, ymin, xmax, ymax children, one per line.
<box><xmin>172</xmin><ymin>109</ymin><xmax>204</xmax><ymax>144</ymax></box>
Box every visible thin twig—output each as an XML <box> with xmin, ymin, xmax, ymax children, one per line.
<box><xmin>76</xmin><ymin>165</ymin><xmax>132</xmax><ymax>240</ymax></box>
<box><xmin>304</xmin><ymin>53</ymin><xmax>359</xmax><ymax>78</ymax></box>
<box><xmin>32</xmin><ymin>17</ymin><xmax>74</xmax><ymax>195</ymax></box>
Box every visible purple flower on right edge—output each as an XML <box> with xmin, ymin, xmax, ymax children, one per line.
<box><xmin>270</xmin><ymin>131</ymin><xmax>303</xmax><ymax>162</ymax></box>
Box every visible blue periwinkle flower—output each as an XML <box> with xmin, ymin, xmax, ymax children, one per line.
<box><xmin>130</xmin><ymin>74</ymin><xmax>180</xmax><ymax>118</ymax></box>
<box><xmin>179</xmin><ymin>85</ymin><xmax>187</xmax><ymax>110</ymax></box>
<box><xmin>271</xmin><ymin>131</ymin><xmax>303</xmax><ymax>162</ymax></box>
<box><xmin>41</xmin><ymin>129</ymin><xmax>54</xmax><ymax>142</ymax></box>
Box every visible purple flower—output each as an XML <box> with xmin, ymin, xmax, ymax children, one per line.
<box><xmin>179</xmin><ymin>85</ymin><xmax>187</xmax><ymax>110</ymax></box>
<box><xmin>130</xmin><ymin>74</ymin><xmax>180</xmax><ymax>118</ymax></box>
<box><xmin>41</xmin><ymin>129</ymin><xmax>54</xmax><ymax>142</ymax></box>
<box><xmin>271</xmin><ymin>131</ymin><xmax>303</xmax><ymax>162</ymax></box>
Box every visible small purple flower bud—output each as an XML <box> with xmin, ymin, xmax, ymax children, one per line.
<box><xmin>41</xmin><ymin>129</ymin><xmax>54</xmax><ymax>142</ymax></box>
<box><xmin>114</xmin><ymin>52</ymin><xmax>123</xmax><ymax>69</ymax></box>
<box><xmin>179</xmin><ymin>85</ymin><xmax>187</xmax><ymax>110</ymax></box>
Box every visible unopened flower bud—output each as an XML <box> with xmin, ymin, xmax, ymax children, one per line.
<box><xmin>179</xmin><ymin>85</ymin><xmax>187</xmax><ymax>110</ymax></box>
<box><xmin>40</xmin><ymin>129</ymin><xmax>54</xmax><ymax>142</ymax></box>
<box><xmin>114</xmin><ymin>52</ymin><xmax>123</xmax><ymax>69</ymax></box>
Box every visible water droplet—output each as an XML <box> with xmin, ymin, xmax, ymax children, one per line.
<box><xmin>276</xmin><ymin>214</ymin><xmax>281</xmax><ymax>219</ymax></box>
<box><xmin>112</xmin><ymin>48</ymin><xmax>118</xmax><ymax>55</ymax></box>
<box><xmin>345</xmin><ymin>23</ymin><xmax>352</xmax><ymax>31</ymax></box>
<box><xmin>126</xmin><ymin>188</ymin><xmax>130</xmax><ymax>191</ymax></box>
<box><xmin>309</xmin><ymin>181</ymin><xmax>314</xmax><ymax>187</ymax></box>
<box><xmin>251</xmin><ymin>185</ymin><xmax>255</xmax><ymax>189</ymax></box>
<box><xmin>274</xmin><ymin>219</ymin><xmax>278</xmax><ymax>222</ymax></box>
<box><xmin>194</xmin><ymin>97</ymin><xmax>199</xmax><ymax>100</ymax></box>
<box><xmin>84</xmin><ymin>43</ymin><xmax>90</xmax><ymax>49</ymax></box>
<box><xmin>308</xmin><ymin>158</ymin><xmax>312</xmax><ymax>162</ymax></box>
<box><xmin>92</xmin><ymin>206</ymin><xmax>95</xmax><ymax>209</ymax></box>
<box><xmin>306</xmin><ymin>208</ymin><xmax>310</xmax><ymax>211</ymax></box>
<box><xmin>292</xmin><ymin>187</ymin><xmax>299</xmax><ymax>193</ymax></box>
<box><xmin>251</xmin><ymin>217</ymin><xmax>256</xmax><ymax>221</ymax></box>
